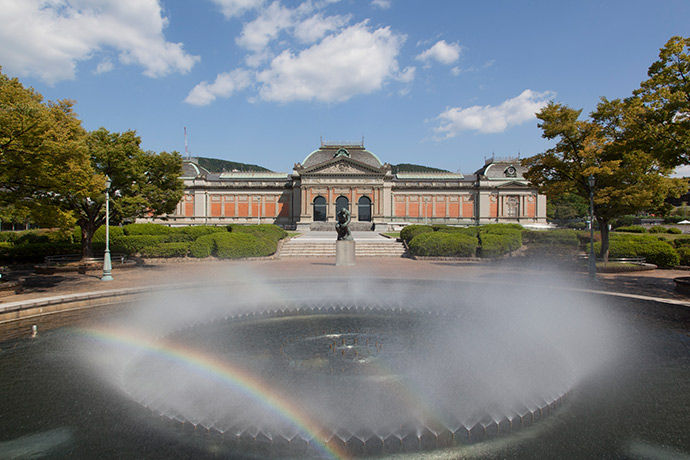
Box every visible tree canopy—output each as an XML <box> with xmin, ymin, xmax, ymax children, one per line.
<box><xmin>523</xmin><ymin>36</ymin><xmax>690</xmax><ymax>261</ymax></box>
<box><xmin>0</xmin><ymin>68</ymin><xmax>184</xmax><ymax>258</ymax></box>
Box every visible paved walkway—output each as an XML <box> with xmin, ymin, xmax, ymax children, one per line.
<box><xmin>2</xmin><ymin>257</ymin><xmax>690</xmax><ymax>308</ymax></box>
<box><xmin>288</xmin><ymin>231</ymin><xmax>393</xmax><ymax>242</ymax></box>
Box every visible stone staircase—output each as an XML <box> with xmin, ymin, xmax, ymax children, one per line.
<box><xmin>278</xmin><ymin>239</ymin><xmax>407</xmax><ymax>258</ymax></box>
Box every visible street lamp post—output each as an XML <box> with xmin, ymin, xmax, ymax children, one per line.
<box><xmin>102</xmin><ymin>176</ymin><xmax>113</xmax><ymax>281</ymax></box>
<box><xmin>588</xmin><ymin>174</ymin><xmax>596</xmax><ymax>279</ymax></box>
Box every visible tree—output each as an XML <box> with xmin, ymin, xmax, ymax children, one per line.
<box><xmin>71</xmin><ymin>128</ymin><xmax>185</xmax><ymax>258</ymax></box>
<box><xmin>629</xmin><ymin>36</ymin><xmax>690</xmax><ymax>168</ymax></box>
<box><xmin>0</xmin><ymin>68</ymin><xmax>99</xmax><ymax>231</ymax></box>
<box><xmin>523</xmin><ymin>102</ymin><xmax>686</xmax><ymax>261</ymax></box>
<box><xmin>547</xmin><ymin>192</ymin><xmax>588</xmax><ymax>221</ymax></box>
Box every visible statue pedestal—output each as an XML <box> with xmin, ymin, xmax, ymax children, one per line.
<box><xmin>336</xmin><ymin>240</ymin><xmax>355</xmax><ymax>266</ymax></box>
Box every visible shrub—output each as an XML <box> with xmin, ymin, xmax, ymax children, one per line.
<box><xmin>400</xmin><ymin>225</ymin><xmax>433</xmax><ymax>243</ymax></box>
<box><xmin>639</xmin><ymin>241</ymin><xmax>680</xmax><ymax>267</ymax></box>
<box><xmin>15</xmin><ymin>231</ymin><xmax>50</xmax><ymax>245</ymax></box>
<box><xmin>434</xmin><ymin>225</ymin><xmax>479</xmax><ymax>237</ymax></box>
<box><xmin>0</xmin><ymin>232</ymin><xmax>19</xmax><ymax>243</ymax></box>
<box><xmin>92</xmin><ymin>225</ymin><xmax>125</xmax><ymax>243</ymax></box>
<box><xmin>229</xmin><ymin>224</ymin><xmax>287</xmax><ymax>243</ymax></box>
<box><xmin>674</xmin><ymin>237</ymin><xmax>690</xmax><ymax>248</ymax></box>
<box><xmin>116</xmin><ymin>235</ymin><xmax>168</xmax><ymax>254</ymax></box>
<box><xmin>188</xmin><ymin>232</ymin><xmax>278</xmax><ymax>259</ymax></box>
<box><xmin>677</xmin><ymin>247</ymin><xmax>690</xmax><ymax>266</ymax></box>
<box><xmin>479</xmin><ymin>223</ymin><xmax>523</xmax><ymax>234</ymax></box>
<box><xmin>173</xmin><ymin>225</ymin><xmax>227</xmax><ymax>240</ymax></box>
<box><xmin>611</xmin><ymin>215</ymin><xmax>636</xmax><ymax>229</ymax></box>
<box><xmin>0</xmin><ymin>242</ymin><xmax>81</xmax><ymax>264</ymax></box>
<box><xmin>407</xmin><ymin>232</ymin><xmax>478</xmax><ymax>257</ymax></box>
<box><xmin>615</xmin><ymin>225</ymin><xmax>646</xmax><ymax>233</ymax></box>
<box><xmin>522</xmin><ymin>229</ymin><xmax>579</xmax><ymax>246</ymax></box>
<box><xmin>668</xmin><ymin>227</ymin><xmax>683</xmax><ymax>234</ymax></box>
<box><xmin>478</xmin><ymin>233</ymin><xmax>520</xmax><ymax>258</ymax></box>
<box><xmin>215</xmin><ymin>232</ymin><xmax>276</xmax><ymax>258</ymax></box>
<box><xmin>565</xmin><ymin>221</ymin><xmax>587</xmax><ymax>230</ymax></box>
<box><xmin>139</xmin><ymin>242</ymin><xmax>190</xmax><ymax>258</ymax></box>
<box><xmin>189</xmin><ymin>234</ymin><xmax>215</xmax><ymax>258</ymax></box>
<box><xmin>123</xmin><ymin>223</ymin><xmax>174</xmax><ymax>235</ymax></box>
<box><xmin>649</xmin><ymin>226</ymin><xmax>672</xmax><ymax>234</ymax></box>
<box><xmin>595</xmin><ymin>233</ymin><xmax>680</xmax><ymax>268</ymax></box>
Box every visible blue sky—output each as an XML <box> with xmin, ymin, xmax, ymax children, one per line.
<box><xmin>1</xmin><ymin>0</ymin><xmax>688</xmax><ymax>174</ymax></box>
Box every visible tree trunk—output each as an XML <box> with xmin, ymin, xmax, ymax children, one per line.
<box><xmin>598</xmin><ymin>218</ymin><xmax>610</xmax><ymax>262</ymax></box>
<box><xmin>80</xmin><ymin>221</ymin><xmax>95</xmax><ymax>260</ymax></box>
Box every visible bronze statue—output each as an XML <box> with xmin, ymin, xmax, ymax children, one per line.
<box><xmin>335</xmin><ymin>208</ymin><xmax>353</xmax><ymax>241</ymax></box>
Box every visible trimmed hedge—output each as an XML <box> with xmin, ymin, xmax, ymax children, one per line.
<box><xmin>674</xmin><ymin>237</ymin><xmax>690</xmax><ymax>248</ymax></box>
<box><xmin>174</xmin><ymin>225</ymin><xmax>227</xmax><ymax>239</ymax></box>
<box><xmin>522</xmin><ymin>229</ymin><xmax>579</xmax><ymax>246</ymax></box>
<box><xmin>116</xmin><ymin>235</ymin><xmax>168</xmax><ymax>254</ymax></box>
<box><xmin>123</xmin><ymin>223</ymin><xmax>174</xmax><ymax>235</ymax></box>
<box><xmin>216</xmin><ymin>232</ymin><xmax>275</xmax><ymax>258</ymax></box>
<box><xmin>595</xmin><ymin>233</ymin><xmax>679</xmax><ymax>268</ymax></box>
<box><xmin>478</xmin><ymin>233</ymin><xmax>520</xmax><ymax>258</ymax></box>
<box><xmin>228</xmin><ymin>224</ymin><xmax>287</xmax><ymax>243</ymax></box>
<box><xmin>677</xmin><ymin>247</ymin><xmax>690</xmax><ymax>266</ymax></box>
<box><xmin>477</xmin><ymin>225</ymin><xmax>521</xmax><ymax>258</ymax></box>
<box><xmin>648</xmin><ymin>226</ymin><xmax>682</xmax><ymax>234</ymax></box>
<box><xmin>408</xmin><ymin>232</ymin><xmax>478</xmax><ymax>257</ymax></box>
<box><xmin>615</xmin><ymin>225</ymin><xmax>646</xmax><ymax>233</ymax></box>
<box><xmin>434</xmin><ymin>225</ymin><xmax>479</xmax><ymax>237</ymax></box>
<box><xmin>139</xmin><ymin>242</ymin><xmax>190</xmax><ymax>258</ymax></box>
<box><xmin>189</xmin><ymin>234</ymin><xmax>215</xmax><ymax>258</ymax></box>
<box><xmin>92</xmin><ymin>225</ymin><xmax>125</xmax><ymax>243</ymax></box>
<box><xmin>400</xmin><ymin>225</ymin><xmax>434</xmax><ymax>243</ymax></box>
<box><xmin>189</xmin><ymin>231</ymin><xmax>278</xmax><ymax>259</ymax></box>
<box><xmin>0</xmin><ymin>242</ymin><xmax>81</xmax><ymax>264</ymax></box>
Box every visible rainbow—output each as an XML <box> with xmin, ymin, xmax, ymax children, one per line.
<box><xmin>77</xmin><ymin>326</ymin><xmax>351</xmax><ymax>460</ymax></box>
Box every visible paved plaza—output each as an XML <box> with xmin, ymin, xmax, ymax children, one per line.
<box><xmin>3</xmin><ymin>255</ymin><xmax>690</xmax><ymax>308</ymax></box>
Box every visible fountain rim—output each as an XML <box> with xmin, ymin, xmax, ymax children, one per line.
<box><xmin>2</xmin><ymin>276</ymin><xmax>689</xmax><ymax>343</ymax></box>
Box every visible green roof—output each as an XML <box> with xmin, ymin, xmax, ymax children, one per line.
<box><xmin>395</xmin><ymin>172</ymin><xmax>464</xmax><ymax>180</ymax></box>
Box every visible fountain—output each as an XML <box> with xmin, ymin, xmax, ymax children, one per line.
<box><xmin>2</xmin><ymin>274</ymin><xmax>689</xmax><ymax>459</ymax></box>
<box><xmin>74</xmin><ymin>277</ymin><xmax>615</xmax><ymax>459</ymax></box>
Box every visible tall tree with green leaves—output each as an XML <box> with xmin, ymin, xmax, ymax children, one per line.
<box><xmin>73</xmin><ymin>128</ymin><xmax>184</xmax><ymax>258</ymax></box>
<box><xmin>523</xmin><ymin>102</ymin><xmax>686</xmax><ymax>260</ymax></box>
<box><xmin>630</xmin><ymin>36</ymin><xmax>690</xmax><ymax>168</ymax></box>
<box><xmin>0</xmin><ymin>68</ymin><xmax>100</xmax><ymax>230</ymax></box>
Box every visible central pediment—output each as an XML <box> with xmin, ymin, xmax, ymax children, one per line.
<box><xmin>299</xmin><ymin>157</ymin><xmax>386</xmax><ymax>176</ymax></box>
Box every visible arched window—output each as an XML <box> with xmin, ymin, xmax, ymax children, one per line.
<box><xmin>335</xmin><ymin>196</ymin><xmax>349</xmax><ymax>215</ymax></box>
<box><xmin>506</xmin><ymin>196</ymin><xmax>519</xmax><ymax>218</ymax></box>
<box><xmin>313</xmin><ymin>196</ymin><xmax>327</xmax><ymax>221</ymax></box>
<box><xmin>358</xmin><ymin>196</ymin><xmax>372</xmax><ymax>222</ymax></box>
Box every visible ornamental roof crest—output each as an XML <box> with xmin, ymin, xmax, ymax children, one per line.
<box><xmin>334</xmin><ymin>148</ymin><xmax>350</xmax><ymax>158</ymax></box>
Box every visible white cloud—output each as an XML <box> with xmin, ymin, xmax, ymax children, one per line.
<box><xmin>211</xmin><ymin>0</ymin><xmax>265</xmax><ymax>18</ymax></box>
<box><xmin>434</xmin><ymin>89</ymin><xmax>555</xmax><ymax>138</ymax></box>
<box><xmin>416</xmin><ymin>40</ymin><xmax>462</xmax><ymax>65</ymax></box>
<box><xmin>0</xmin><ymin>0</ymin><xmax>199</xmax><ymax>84</ymax></box>
<box><xmin>255</xmin><ymin>21</ymin><xmax>406</xmax><ymax>103</ymax></box>
<box><xmin>371</xmin><ymin>0</ymin><xmax>391</xmax><ymax>9</ymax></box>
<box><xmin>293</xmin><ymin>13</ymin><xmax>350</xmax><ymax>44</ymax></box>
<box><xmin>94</xmin><ymin>59</ymin><xmax>114</xmax><ymax>75</ymax></box>
<box><xmin>236</xmin><ymin>1</ymin><xmax>294</xmax><ymax>52</ymax></box>
<box><xmin>184</xmin><ymin>69</ymin><xmax>253</xmax><ymax>106</ymax></box>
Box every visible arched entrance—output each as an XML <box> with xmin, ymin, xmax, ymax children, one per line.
<box><xmin>335</xmin><ymin>196</ymin><xmax>349</xmax><ymax>215</ymax></box>
<box><xmin>313</xmin><ymin>196</ymin><xmax>327</xmax><ymax>221</ymax></box>
<box><xmin>358</xmin><ymin>196</ymin><xmax>371</xmax><ymax>222</ymax></box>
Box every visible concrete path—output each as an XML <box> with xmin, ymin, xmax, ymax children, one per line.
<box><xmin>2</xmin><ymin>257</ymin><xmax>690</xmax><ymax>309</ymax></box>
<box><xmin>289</xmin><ymin>231</ymin><xmax>393</xmax><ymax>242</ymax></box>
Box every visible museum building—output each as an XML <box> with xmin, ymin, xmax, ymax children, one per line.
<box><xmin>150</xmin><ymin>142</ymin><xmax>547</xmax><ymax>229</ymax></box>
